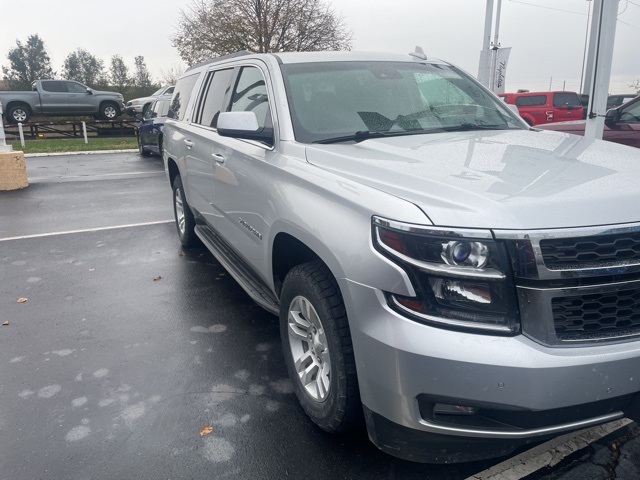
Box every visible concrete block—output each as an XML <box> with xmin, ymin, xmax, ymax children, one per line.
<box><xmin>0</xmin><ymin>150</ymin><xmax>28</xmax><ymax>190</ymax></box>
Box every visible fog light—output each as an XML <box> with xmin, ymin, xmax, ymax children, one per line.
<box><xmin>434</xmin><ymin>404</ymin><xmax>479</xmax><ymax>416</ymax></box>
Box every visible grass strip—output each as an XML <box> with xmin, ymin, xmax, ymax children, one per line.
<box><xmin>7</xmin><ymin>137</ymin><xmax>137</xmax><ymax>154</ymax></box>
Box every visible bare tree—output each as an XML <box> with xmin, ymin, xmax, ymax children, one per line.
<box><xmin>160</xmin><ymin>64</ymin><xmax>185</xmax><ymax>86</ymax></box>
<box><xmin>172</xmin><ymin>0</ymin><xmax>352</xmax><ymax>65</ymax></box>
<box><xmin>630</xmin><ymin>79</ymin><xmax>640</xmax><ymax>95</ymax></box>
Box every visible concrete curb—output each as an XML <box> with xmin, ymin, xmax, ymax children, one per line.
<box><xmin>25</xmin><ymin>149</ymin><xmax>138</xmax><ymax>158</ymax></box>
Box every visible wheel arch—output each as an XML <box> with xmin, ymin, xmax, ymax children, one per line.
<box><xmin>166</xmin><ymin>157</ymin><xmax>180</xmax><ymax>187</ymax></box>
<box><xmin>272</xmin><ymin>232</ymin><xmax>324</xmax><ymax>298</ymax></box>
<box><xmin>5</xmin><ymin>101</ymin><xmax>32</xmax><ymax>114</ymax></box>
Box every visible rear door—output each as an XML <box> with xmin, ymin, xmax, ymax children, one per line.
<box><xmin>182</xmin><ymin>67</ymin><xmax>236</xmax><ymax>226</ymax></box>
<box><xmin>514</xmin><ymin>94</ymin><xmax>548</xmax><ymax>125</ymax></box>
<box><xmin>39</xmin><ymin>80</ymin><xmax>67</xmax><ymax>114</ymax></box>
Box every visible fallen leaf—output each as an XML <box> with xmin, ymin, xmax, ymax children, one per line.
<box><xmin>89</xmin><ymin>268</ymin><xmax>95</xmax><ymax>272</ymax></box>
<box><xmin>2</xmin><ymin>321</ymin><xmax>9</xmax><ymax>326</ymax></box>
<box><xmin>199</xmin><ymin>425</ymin><xmax>213</xmax><ymax>437</ymax></box>
<box><xmin>179</xmin><ymin>251</ymin><xmax>186</xmax><ymax>257</ymax></box>
<box><xmin>17</xmin><ymin>298</ymin><xmax>27</xmax><ymax>303</ymax></box>
<box><xmin>153</xmin><ymin>276</ymin><xmax>162</xmax><ymax>281</ymax></box>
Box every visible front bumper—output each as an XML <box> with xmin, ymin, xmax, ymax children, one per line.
<box><xmin>341</xmin><ymin>278</ymin><xmax>640</xmax><ymax>462</ymax></box>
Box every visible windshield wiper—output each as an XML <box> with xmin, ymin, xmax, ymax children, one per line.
<box><xmin>314</xmin><ymin>130</ymin><xmax>424</xmax><ymax>144</ymax></box>
<box><xmin>441</xmin><ymin>123</ymin><xmax>510</xmax><ymax>132</ymax></box>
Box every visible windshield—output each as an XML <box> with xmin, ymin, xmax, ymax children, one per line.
<box><xmin>281</xmin><ymin>61</ymin><xmax>523</xmax><ymax>143</ymax></box>
<box><xmin>152</xmin><ymin>87</ymin><xmax>166</xmax><ymax>96</ymax></box>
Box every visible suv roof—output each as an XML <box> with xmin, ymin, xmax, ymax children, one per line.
<box><xmin>187</xmin><ymin>50</ymin><xmax>449</xmax><ymax>71</ymax></box>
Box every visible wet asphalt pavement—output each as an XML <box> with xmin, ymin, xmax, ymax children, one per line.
<box><xmin>1</xmin><ymin>152</ymin><xmax>639</xmax><ymax>480</ymax></box>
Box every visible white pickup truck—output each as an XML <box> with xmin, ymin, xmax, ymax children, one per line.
<box><xmin>162</xmin><ymin>49</ymin><xmax>640</xmax><ymax>463</ymax></box>
<box><xmin>0</xmin><ymin>79</ymin><xmax>125</xmax><ymax>123</ymax></box>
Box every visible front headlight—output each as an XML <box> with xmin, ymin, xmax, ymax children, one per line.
<box><xmin>373</xmin><ymin>216</ymin><xmax>520</xmax><ymax>334</ymax></box>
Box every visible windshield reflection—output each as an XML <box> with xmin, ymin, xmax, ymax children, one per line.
<box><xmin>281</xmin><ymin>61</ymin><xmax>524</xmax><ymax>144</ymax></box>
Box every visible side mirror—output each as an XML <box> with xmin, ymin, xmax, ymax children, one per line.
<box><xmin>87</xmin><ymin>88</ymin><xmax>94</xmax><ymax>95</ymax></box>
<box><xmin>604</xmin><ymin>108</ymin><xmax>619</xmax><ymax>127</ymax></box>
<box><xmin>217</xmin><ymin>111</ymin><xmax>273</xmax><ymax>145</ymax></box>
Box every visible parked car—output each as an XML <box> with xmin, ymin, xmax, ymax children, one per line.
<box><xmin>136</xmin><ymin>94</ymin><xmax>172</xmax><ymax>157</ymax></box>
<box><xmin>607</xmin><ymin>94</ymin><xmax>637</xmax><ymax>109</ymax></box>
<box><xmin>498</xmin><ymin>91</ymin><xmax>583</xmax><ymax>126</ymax></box>
<box><xmin>537</xmin><ymin>95</ymin><xmax>640</xmax><ymax>148</ymax></box>
<box><xmin>163</xmin><ymin>50</ymin><xmax>640</xmax><ymax>464</ymax></box>
<box><xmin>125</xmin><ymin>86</ymin><xmax>174</xmax><ymax>116</ymax></box>
<box><xmin>0</xmin><ymin>79</ymin><xmax>125</xmax><ymax>124</ymax></box>
<box><xmin>578</xmin><ymin>94</ymin><xmax>637</xmax><ymax>119</ymax></box>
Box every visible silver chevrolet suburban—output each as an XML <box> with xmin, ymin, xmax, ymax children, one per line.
<box><xmin>162</xmin><ymin>50</ymin><xmax>640</xmax><ymax>463</ymax></box>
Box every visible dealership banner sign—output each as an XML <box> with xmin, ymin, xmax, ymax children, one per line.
<box><xmin>493</xmin><ymin>47</ymin><xmax>511</xmax><ymax>94</ymax></box>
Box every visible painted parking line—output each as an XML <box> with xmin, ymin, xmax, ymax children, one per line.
<box><xmin>28</xmin><ymin>171</ymin><xmax>165</xmax><ymax>182</ymax></box>
<box><xmin>466</xmin><ymin>418</ymin><xmax>633</xmax><ymax>480</ymax></box>
<box><xmin>0</xmin><ymin>220</ymin><xmax>174</xmax><ymax>243</ymax></box>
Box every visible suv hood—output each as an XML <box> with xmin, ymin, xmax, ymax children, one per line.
<box><xmin>305</xmin><ymin>130</ymin><xmax>640</xmax><ymax>230</ymax></box>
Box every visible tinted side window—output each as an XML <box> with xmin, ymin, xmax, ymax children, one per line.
<box><xmin>197</xmin><ymin>68</ymin><xmax>234</xmax><ymax>128</ymax></box>
<box><xmin>553</xmin><ymin>92</ymin><xmax>581</xmax><ymax>107</ymax></box>
<box><xmin>230</xmin><ymin>67</ymin><xmax>271</xmax><ymax>128</ymax></box>
<box><xmin>515</xmin><ymin>95</ymin><xmax>546</xmax><ymax>106</ymax></box>
<box><xmin>41</xmin><ymin>81</ymin><xmax>65</xmax><ymax>93</ymax></box>
<box><xmin>168</xmin><ymin>72</ymin><xmax>200</xmax><ymax>121</ymax></box>
<box><xmin>620</xmin><ymin>101</ymin><xmax>640</xmax><ymax>124</ymax></box>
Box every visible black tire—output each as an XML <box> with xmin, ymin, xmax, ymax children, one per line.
<box><xmin>99</xmin><ymin>101</ymin><xmax>120</xmax><ymax>120</ymax></box>
<box><xmin>7</xmin><ymin>104</ymin><xmax>30</xmax><ymax>124</ymax></box>
<box><xmin>137</xmin><ymin>133</ymin><xmax>150</xmax><ymax>157</ymax></box>
<box><xmin>280</xmin><ymin>261</ymin><xmax>362</xmax><ymax>433</ymax></box>
<box><xmin>172</xmin><ymin>175</ymin><xmax>199</xmax><ymax>248</ymax></box>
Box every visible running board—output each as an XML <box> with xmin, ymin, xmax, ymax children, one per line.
<box><xmin>195</xmin><ymin>225</ymin><xmax>279</xmax><ymax>315</ymax></box>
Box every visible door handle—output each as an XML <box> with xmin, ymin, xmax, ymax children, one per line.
<box><xmin>184</xmin><ymin>139</ymin><xmax>194</xmax><ymax>149</ymax></box>
<box><xmin>212</xmin><ymin>153</ymin><xmax>225</xmax><ymax>164</ymax></box>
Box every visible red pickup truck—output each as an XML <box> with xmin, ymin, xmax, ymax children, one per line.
<box><xmin>498</xmin><ymin>91</ymin><xmax>583</xmax><ymax>126</ymax></box>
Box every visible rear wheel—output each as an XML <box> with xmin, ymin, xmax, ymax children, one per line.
<box><xmin>172</xmin><ymin>175</ymin><xmax>198</xmax><ymax>247</ymax></box>
<box><xmin>7</xmin><ymin>105</ymin><xmax>30</xmax><ymax>123</ymax></box>
<box><xmin>280</xmin><ymin>261</ymin><xmax>362</xmax><ymax>433</ymax></box>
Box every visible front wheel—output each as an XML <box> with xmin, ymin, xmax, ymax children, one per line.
<box><xmin>172</xmin><ymin>175</ymin><xmax>198</xmax><ymax>248</ymax></box>
<box><xmin>280</xmin><ymin>261</ymin><xmax>361</xmax><ymax>433</ymax></box>
<box><xmin>99</xmin><ymin>102</ymin><xmax>120</xmax><ymax>120</ymax></box>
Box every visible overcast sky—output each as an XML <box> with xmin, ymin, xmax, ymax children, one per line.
<box><xmin>0</xmin><ymin>0</ymin><xmax>638</xmax><ymax>93</ymax></box>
